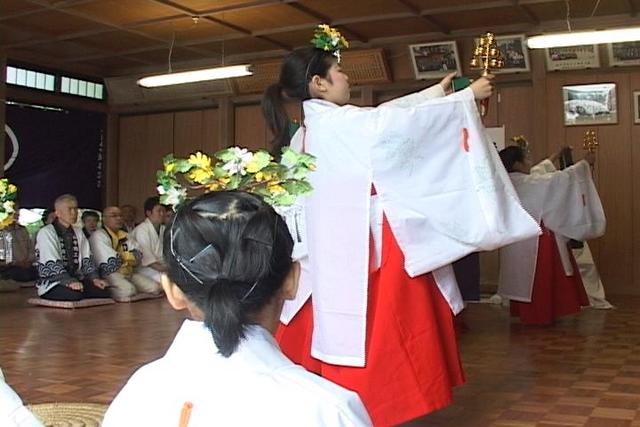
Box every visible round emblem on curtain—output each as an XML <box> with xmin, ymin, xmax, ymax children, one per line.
<box><xmin>4</xmin><ymin>124</ymin><xmax>19</xmax><ymax>171</ymax></box>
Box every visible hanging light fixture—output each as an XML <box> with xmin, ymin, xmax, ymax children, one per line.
<box><xmin>138</xmin><ymin>20</ymin><xmax>252</xmax><ymax>88</ymax></box>
<box><xmin>527</xmin><ymin>27</ymin><xmax>640</xmax><ymax>49</ymax></box>
<box><xmin>137</xmin><ymin>65</ymin><xmax>253</xmax><ymax>88</ymax></box>
<box><xmin>527</xmin><ymin>1</ymin><xmax>640</xmax><ymax>49</ymax></box>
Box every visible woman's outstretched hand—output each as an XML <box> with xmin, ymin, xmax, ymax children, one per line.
<box><xmin>470</xmin><ymin>74</ymin><xmax>495</xmax><ymax>100</ymax></box>
<box><xmin>438</xmin><ymin>72</ymin><xmax>458</xmax><ymax>94</ymax></box>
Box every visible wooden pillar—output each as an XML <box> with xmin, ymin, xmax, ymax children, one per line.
<box><xmin>530</xmin><ymin>49</ymin><xmax>548</xmax><ymax>162</ymax></box>
<box><xmin>218</xmin><ymin>97</ymin><xmax>235</xmax><ymax>148</ymax></box>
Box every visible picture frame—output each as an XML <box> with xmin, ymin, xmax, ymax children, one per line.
<box><xmin>608</xmin><ymin>41</ymin><xmax>640</xmax><ymax>67</ymax></box>
<box><xmin>563</xmin><ymin>83</ymin><xmax>617</xmax><ymax>126</ymax></box>
<box><xmin>492</xmin><ymin>34</ymin><xmax>530</xmax><ymax>73</ymax></box>
<box><xmin>409</xmin><ymin>41</ymin><xmax>462</xmax><ymax>80</ymax></box>
<box><xmin>546</xmin><ymin>45</ymin><xmax>600</xmax><ymax>71</ymax></box>
<box><xmin>634</xmin><ymin>91</ymin><xmax>640</xmax><ymax>125</ymax></box>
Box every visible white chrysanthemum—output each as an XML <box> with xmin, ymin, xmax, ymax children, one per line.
<box><xmin>223</xmin><ymin>147</ymin><xmax>254</xmax><ymax>176</ymax></box>
<box><xmin>163</xmin><ymin>187</ymin><xmax>187</xmax><ymax>206</ymax></box>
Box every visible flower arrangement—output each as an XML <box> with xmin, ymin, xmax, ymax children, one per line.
<box><xmin>157</xmin><ymin>147</ymin><xmax>316</xmax><ymax>208</ymax></box>
<box><xmin>311</xmin><ymin>24</ymin><xmax>349</xmax><ymax>61</ymax></box>
<box><xmin>0</xmin><ymin>178</ymin><xmax>18</xmax><ymax>230</ymax></box>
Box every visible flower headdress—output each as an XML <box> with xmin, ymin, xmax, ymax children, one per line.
<box><xmin>311</xmin><ymin>24</ymin><xmax>349</xmax><ymax>62</ymax></box>
<box><xmin>0</xmin><ymin>178</ymin><xmax>18</xmax><ymax>230</ymax></box>
<box><xmin>157</xmin><ymin>147</ymin><xmax>316</xmax><ymax>209</ymax></box>
<box><xmin>511</xmin><ymin>135</ymin><xmax>529</xmax><ymax>152</ymax></box>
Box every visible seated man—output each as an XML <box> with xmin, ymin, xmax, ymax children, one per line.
<box><xmin>90</xmin><ymin>206</ymin><xmax>161</xmax><ymax>301</ymax></box>
<box><xmin>81</xmin><ymin>210</ymin><xmax>99</xmax><ymax>238</ymax></box>
<box><xmin>120</xmin><ymin>204</ymin><xmax>137</xmax><ymax>233</ymax></box>
<box><xmin>0</xmin><ymin>205</ymin><xmax>38</xmax><ymax>284</ymax></box>
<box><xmin>35</xmin><ymin>194</ymin><xmax>109</xmax><ymax>301</ymax></box>
<box><xmin>130</xmin><ymin>197</ymin><xmax>166</xmax><ymax>283</ymax></box>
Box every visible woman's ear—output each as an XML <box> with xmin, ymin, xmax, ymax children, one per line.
<box><xmin>281</xmin><ymin>262</ymin><xmax>301</xmax><ymax>301</ymax></box>
<box><xmin>161</xmin><ymin>274</ymin><xmax>188</xmax><ymax>310</ymax></box>
<box><xmin>309</xmin><ymin>75</ymin><xmax>327</xmax><ymax>97</ymax></box>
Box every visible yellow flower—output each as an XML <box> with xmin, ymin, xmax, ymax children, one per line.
<box><xmin>206</xmin><ymin>182</ymin><xmax>220</xmax><ymax>191</ymax></box>
<box><xmin>267</xmin><ymin>183</ymin><xmax>286</xmax><ymax>195</ymax></box>
<box><xmin>188</xmin><ymin>152</ymin><xmax>211</xmax><ymax>169</ymax></box>
<box><xmin>245</xmin><ymin>161</ymin><xmax>262</xmax><ymax>174</ymax></box>
<box><xmin>7</xmin><ymin>184</ymin><xmax>17</xmax><ymax>194</ymax></box>
<box><xmin>0</xmin><ymin>216</ymin><xmax>13</xmax><ymax>230</ymax></box>
<box><xmin>218</xmin><ymin>177</ymin><xmax>231</xmax><ymax>185</ymax></box>
<box><xmin>165</xmin><ymin>162</ymin><xmax>176</xmax><ymax>173</ymax></box>
<box><xmin>189</xmin><ymin>168</ymin><xmax>213</xmax><ymax>184</ymax></box>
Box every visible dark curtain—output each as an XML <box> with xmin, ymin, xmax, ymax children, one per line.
<box><xmin>5</xmin><ymin>103</ymin><xmax>105</xmax><ymax>209</ymax></box>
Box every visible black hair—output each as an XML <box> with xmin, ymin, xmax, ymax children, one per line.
<box><xmin>81</xmin><ymin>210</ymin><xmax>99</xmax><ymax>221</ymax></box>
<box><xmin>499</xmin><ymin>146</ymin><xmax>526</xmax><ymax>173</ymax></box>
<box><xmin>163</xmin><ymin>191</ymin><xmax>294</xmax><ymax>357</ymax></box>
<box><xmin>42</xmin><ymin>208</ymin><xmax>53</xmax><ymax>223</ymax></box>
<box><xmin>143</xmin><ymin>196</ymin><xmax>162</xmax><ymax>215</ymax></box>
<box><xmin>262</xmin><ymin>47</ymin><xmax>337</xmax><ymax>157</ymax></box>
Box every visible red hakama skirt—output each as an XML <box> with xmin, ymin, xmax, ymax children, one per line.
<box><xmin>510</xmin><ymin>226</ymin><xmax>589</xmax><ymax>325</ymax></box>
<box><xmin>276</xmin><ymin>218</ymin><xmax>465</xmax><ymax>426</ymax></box>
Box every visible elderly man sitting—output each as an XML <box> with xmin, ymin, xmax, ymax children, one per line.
<box><xmin>90</xmin><ymin>206</ymin><xmax>161</xmax><ymax>301</ymax></box>
<box><xmin>35</xmin><ymin>194</ymin><xmax>109</xmax><ymax>301</ymax></box>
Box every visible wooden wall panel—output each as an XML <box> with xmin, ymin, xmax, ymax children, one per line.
<box><xmin>497</xmin><ymin>84</ymin><xmax>533</xmax><ymax>145</ymax></box>
<box><xmin>234</xmin><ymin>104</ymin><xmax>268</xmax><ymax>151</ymax></box>
<box><xmin>118</xmin><ymin>113</ymin><xmax>173</xmax><ymax>217</ymax></box>
<box><xmin>173</xmin><ymin>110</ymin><xmax>202</xmax><ymax>157</ymax></box>
<box><xmin>201</xmin><ymin>109</ymin><xmax>219</xmax><ymax>154</ymax></box>
<box><xmin>173</xmin><ymin>109</ymin><xmax>219</xmax><ymax>157</ymax></box>
<box><xmin>594</xmin><ymin>72</ymin><xmax>633</xmax><ymax>295</ymax></box>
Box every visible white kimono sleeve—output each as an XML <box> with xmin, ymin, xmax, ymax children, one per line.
<box><xmin>89</xmin><ymin>230</ymin><xmax>122</xmax><ymax>277</ymax></box>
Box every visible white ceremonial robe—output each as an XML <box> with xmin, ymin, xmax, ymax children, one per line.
<box><xmin>103</xmin><ymin>320</ymin><xmax>371</xmax><ymax>427</ymax></box>
<box><xmin>498</xmin><ymin>159</ymin><xmax>606</xmax><ymax>302</ymax></box>
<box><xmin>130</xmin><ymin>218</ymin><xmax>165</xmax><ymax>281</ymax></box>
<box><xmin>281</xmin><ymin>85</ymin><xmax>540</xmax><ymax>367</ymax></box>
<box><xmin>529</xmin><ymin>159</ymin><xmax>613</xmax><ymax>309</ymax></box>
<box><xmin>34</xmin><ymin>224</ymin><xmax>96</xmax><ymax>296</ymax></box>
<box><xmin>0</xmin><ymin>378</ymin><xmax>42</xmax><ymax>427</ymax></box>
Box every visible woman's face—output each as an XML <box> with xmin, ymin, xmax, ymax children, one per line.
<box><xmin>316</xmin><ymin>62</ymin><xmax>350</xmax><ymax>105</ymax></box>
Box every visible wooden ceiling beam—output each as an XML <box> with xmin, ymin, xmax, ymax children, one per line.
<box><xmin>149</xmin><ymin>0</ymin><xmax>292</xmax><ymax>51</ymax></box>
<box><xmin>19</xmin><ymin>0</ymin><xmax>220</xmax><ymax>64</ymax></box>
<box><xmin>512</xmin><ymin>0</ymin><xmax>540</xmax><ymax>25</ymax></box>
<box><xmin>394</xmin><ymin>0</ymin><xmax>450</xmax><ymax>34</ymax></box>
<box><xmin>418</xmin><ymin>0</ymin><xmax>559</xmax><ymax>15</ymax></box>
<box><xmin>282</xmin><ymin>2</ymin><xmax>367</xmax><ymax>43</ymax></box>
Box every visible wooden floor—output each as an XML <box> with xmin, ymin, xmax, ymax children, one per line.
<box><xmin>2</xmin><ymin>288</ymin><xmax>640</xmax><ymax>427</ymax></box>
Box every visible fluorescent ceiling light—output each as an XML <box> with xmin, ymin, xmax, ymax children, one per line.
<box><xmin>527</xmin><ymin>27</ymin><xmax>640</xmax><ymax>49</ymax></box>
<box><xmin>137</xmin><ymin>64</ymin><xmax>253</xmax><ymax>88</ymax></box>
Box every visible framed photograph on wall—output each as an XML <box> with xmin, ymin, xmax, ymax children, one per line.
<box><xmin>608</xmin><ymin>41</ymin><xmax>640</xmax><ymax>66</ymax></box>
<box><xmin>546</xmin><ymin>45</ymin><xmax>600</xmax><ymax>71</ymax></box>
<box><xmin>409</xmin><ymin>41</ymin><xmax>461</xmax><ymax>80</ymax></box>
<box><xmin>493</xmin><ymin>34</ymin><xmax>530</xmax><ymax>73</ymax></box>
<box><xmin>563</xmin><ymin>83</ymin><xmax>617</xmax><ymax>126</ymax></box>
<box><xmin>634</xmin><ymin>91</ymin><xmax>640</xmax><ymax>124</ymax></box>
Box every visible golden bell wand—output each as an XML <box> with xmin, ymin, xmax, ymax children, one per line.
<box><xmin>470</xmin><ymin>32</ymin><xmax>504</xmax><ymax>117</ymax></box>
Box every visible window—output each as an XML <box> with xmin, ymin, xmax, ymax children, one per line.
<box><xmin>5</xmin><ymin>64</ymin><xmax>105</xmax><ymax>101</ymax></box>
<box><xmin>5</xmin><ymin>65</ymin><xmax>55</xmax><ymax>92</ymax></box>
<box><xmin>60</xmin><ymin>75</ymin><xmax>105</xmax><ymax>100</ymax></box>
